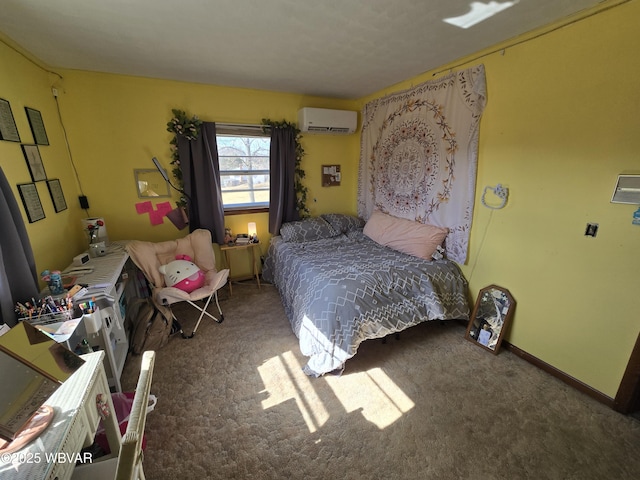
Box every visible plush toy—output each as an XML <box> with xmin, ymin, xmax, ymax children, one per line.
<box><xmin>159</xmin><ymin>254</ymin><xmax>205</xmax><ymax>293</ymax></box>
<box><xmin>224</xmin><ymin>227</ymin><xmax>234</xmax><ymax>245</ymax></box>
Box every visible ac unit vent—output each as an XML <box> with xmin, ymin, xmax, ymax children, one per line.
<box><xmin>308</xmin><ymin>126</ymin><xmax>352</xmax><ymax>134</ymax></box>
<box><xmin>298</xmin><ymin>108</ymin><xmax>357</xmax><ymax>135</ymax></box>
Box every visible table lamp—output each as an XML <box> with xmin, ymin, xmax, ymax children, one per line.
<box><xmin>248</xmin><ymin>222</ymin><xmax>257</xmax><ymax>243</ymax></box>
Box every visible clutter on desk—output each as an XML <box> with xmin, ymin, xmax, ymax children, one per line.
<box><xmin>89</xmin><ymin>241</ymin><xmax>107</xmax><ymax>257</ymax></box>
<box><xmin>40</xmin><ymin>269</ymin><xmax>64</xmax><ymax>295</ymax></box>
<box><xmin>83</xmin><ymin>217</ymin><xmax>108</xmax><ymax>245</ymax></box>
<box><xmin>14</xmin><ymin>293</ymin><xmax>82</xmax><ymax>343</ymax></box>
<box><xmin>15</xmin><ymin>294</ymin><xmax>79</xmax><ymax>323</ymax></box>
<box><xmin>36</xmin><ymin>317</ymin><xmax>83</xmax><ymax>343</ymax></box>
<box><xmin>13</xmin><ymin>292</ymin><xmax>103</xmax><ymax>351</ymax></box>
<box><xmin>40</xmin><ymin>270</ymin><xmax>78</xmax><ymax>295</ymax></box>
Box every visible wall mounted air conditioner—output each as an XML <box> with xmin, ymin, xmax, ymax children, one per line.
<box><xmin>611</xmin><ymin>174</ymin><xmax>640</xmax><ymax>204</ymax></box>
<box><xmin>298</xmin><ymin>107</ymin><xmax>358</xmax><ymax>135</ymax></box>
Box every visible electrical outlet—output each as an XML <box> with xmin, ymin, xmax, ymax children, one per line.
<box><xmin>585</xmin><ymin>223</ymin><xmax>599</xmax><ymax>237</ymax></box>
<box><xmin>52</xmin><ymin>87</ymin><xmax>58</xmax><ymax>97</ymax></box>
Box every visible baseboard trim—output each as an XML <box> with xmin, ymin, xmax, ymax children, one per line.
<box><xmin>503</xmin><ymin>341</ymin><xmax>616</xmax><ymax>410</ymax></box>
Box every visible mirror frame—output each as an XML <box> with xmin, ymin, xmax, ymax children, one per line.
<box><xmin>464</xmin><ymin>284</ymin><xmax>516</xmax><ymax>355</ymax></box>
<box><xmin>0</xmin><ymin>322</ymin><xmax>84</xmax><ymax>441</ymax></box>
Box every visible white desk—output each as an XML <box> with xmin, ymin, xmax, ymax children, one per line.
<box><xmin>0</xmin><ymin>351</ymin><xmax>120</xmax><ymax>480</ymax></box>
<box><xmin>66</xmin><ymin>242</ymin><xmax>134</xmax><ymax>392</ymax></box>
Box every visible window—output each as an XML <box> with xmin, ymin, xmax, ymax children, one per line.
<box><xmin>217</xmin><ymin>132</ymin><xmax>270</xmax><ymax>212</ymax></box>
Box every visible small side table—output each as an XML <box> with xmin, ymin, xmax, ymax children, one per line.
<box><xmin>220</xmin><ymin>242</ymin><xmax>261</xmax><ymax>295</ymax></box>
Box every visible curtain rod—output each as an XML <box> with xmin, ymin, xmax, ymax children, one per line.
<box><xmin>216</xmin><ymin>123</ymin><xmax>267</xmax><ymax>129</ymax></box>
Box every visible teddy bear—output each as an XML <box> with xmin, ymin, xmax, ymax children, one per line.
<box><xmin>159</xmin><ymin>254</ymin><xmax>205</xmax><ymax>293</ymax></box>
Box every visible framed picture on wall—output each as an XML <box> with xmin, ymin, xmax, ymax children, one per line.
<box><xmin>0</xmin><ymin>98</ymin><xmax>21</xmax><ymax>142</ymax></box>
<box><xmin>46</xmin><ymin>179</ymin><xmax>67</xmax><ymax>212</ymax></box>
<box><xmin>25</xmin><ymin>107</ymin><xmax>49</xmax><ymax>146</ymax></box>
<box><xmin>17</xmin><ymin>183</ymin><xmax>46</xmax><ymax>223</ymax></box>
<box><xmin>322</xmin><ymin>164</ymin><xmax>341</xmax><ymax>187</ymax></box>
<box><xmin>21</xmin><ymin>144</ymin><xmax>47</xmax><ymax>182</ymax></box>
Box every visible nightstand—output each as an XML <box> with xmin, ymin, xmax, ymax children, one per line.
<box><xmin>220</xmin><ymin>242</ymin><xmax>261</xmax><ymax>295</ymax></box>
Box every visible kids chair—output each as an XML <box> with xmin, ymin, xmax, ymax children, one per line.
<box><xmin>72</xmin><ymin>350</ymin><xmax>156</xmax><ymax>480</ymax></box>
<box><xmin>126</xmin><ymin>229</ymin><xmax>229</xmax><ymax>338</ymax></box>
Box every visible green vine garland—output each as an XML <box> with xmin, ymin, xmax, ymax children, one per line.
<box><xmin>166</xmin><ymin>109</ymin><xmax>202</xmax><ymax>207</ymax></box>
<box><xmin>166</xmin><ymin>111</ymin><xmax>308</xmax><ymax>217</ymax></box>
<box><xmin>261</xmin><ymin>118</ymin><xmax>310</xmax><ymax>218</ymax></box>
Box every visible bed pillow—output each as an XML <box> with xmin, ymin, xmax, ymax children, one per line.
<box><xmin>321</xmin><ymin>213</ymin><xmax>366</xmax><ymax>233</ymax></box>
<box><xmin>280</xmin><ymin>217</ymin><xmax>339</xmax><ymax>243</ymax></box>
<box><xmin>363</xmin><ymin>210</ymin><xmax>449</xmax><ymax>260</ymax></box>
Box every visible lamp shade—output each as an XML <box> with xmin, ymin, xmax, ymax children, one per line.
<box><xmin>248</xmin><ymin>222</ymin><xmax>257</xmax><ymax>237</ymax></box>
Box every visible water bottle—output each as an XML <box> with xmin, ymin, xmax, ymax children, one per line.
<box><xmin>49</xmin><ymin>270</ymin><xmax>64</xmax><ymax>295</ymax></box>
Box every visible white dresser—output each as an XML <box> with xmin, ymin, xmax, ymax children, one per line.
<box><xmin>0</xmin><ymin>352</ymin><xmax>120</xmax><ymax>480</ymax></box>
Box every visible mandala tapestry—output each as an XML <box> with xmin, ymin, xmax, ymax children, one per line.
<box><xmin>358</xmin><ymin>64</ymin><xmax>486</xmax><ymax>264</ymax></box>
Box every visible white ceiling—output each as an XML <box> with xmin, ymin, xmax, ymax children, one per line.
<box><xmin>0</xmin><ymin>0</ymin><xmax>603</xmax><ymax>99</ymax></box>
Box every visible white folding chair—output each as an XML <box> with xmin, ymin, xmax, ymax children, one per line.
<box><xmin>126</xmin><ymin>229</ymin><xmax>229</xmax><ymax>338</ymax></box>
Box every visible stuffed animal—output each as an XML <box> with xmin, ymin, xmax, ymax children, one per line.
<box><xmin>159</xmin><ymin>254</ymin><xmax>205</xmax><ymax>293</ymax></box>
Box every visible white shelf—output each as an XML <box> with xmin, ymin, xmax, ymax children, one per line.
<box><xmin>64</xmin><ymin>241</ymin><xmax>134</xmax><ymax>392</ymax></box>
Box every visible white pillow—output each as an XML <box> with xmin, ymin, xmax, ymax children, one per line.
<box><xmin>363</xmin><ymin>210</ymin><xmax>448</xmax><ymax>260</ymax></box>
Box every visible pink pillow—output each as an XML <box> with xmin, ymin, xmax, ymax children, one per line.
<box><xmin>363</xmin><ymin>210</ymin><xmax>448</xmax><ymax>260</ymax></box>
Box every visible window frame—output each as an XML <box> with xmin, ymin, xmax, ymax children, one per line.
<box><xmin>216</xmin><ymin>124</ymin><xmax>270</xmax><ymax>216</ymax></box>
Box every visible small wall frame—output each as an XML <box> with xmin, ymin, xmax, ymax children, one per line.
<box><xmin>46</xmin><ymin>179</ymin><xmax>67</xmax><ymax>212</ymax></box>
<box><xmin>21</xmin><ymin>144</ymin><xmax>47</xmax><ymax>182</ymax></box>
<box><xmin>322</xmin><ymin>165</ymin><xmax>341</xmax><ymax>187</ymax></box>
<box><xmin>24</xmin><ymin>107</ymin><xmax>49</xmax><ymax>146</ymax></box>
<box><xmin>17</xmin><ymin>183</ymin><xmax>46</xmax><ymax>223</ymax></box>
<box><xmin>0</xmin><ymin>98</ymin><xmax>20</xmax><ymax>142</ymax></box>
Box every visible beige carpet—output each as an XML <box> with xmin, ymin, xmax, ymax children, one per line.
<box><xmin>120</xmin><ymin>283</ymin><xmax>640</xmax><ymax>479</ymax></box>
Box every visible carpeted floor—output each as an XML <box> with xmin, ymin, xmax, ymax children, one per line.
<box><xmin>120</xmin><ymin>283</ymin><xmax>640</xmax><ymax>479</ymax></box>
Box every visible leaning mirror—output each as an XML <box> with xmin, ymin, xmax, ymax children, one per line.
<box><xmin>465</xmin><ymin>284</ymin><xmax>515</xmax><ymax>354</ymax></box>
<box><xmin>0</xmin><ymin>322</ymin><xmax>84</xmax><ymax>444</ymax></box>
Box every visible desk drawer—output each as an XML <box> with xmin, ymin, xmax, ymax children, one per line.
<box><xmin>81</xmin><ymin>364</ymin><xmax>111</xmax><ymax>447</ymax></box>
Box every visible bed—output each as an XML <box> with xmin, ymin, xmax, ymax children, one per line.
<box><xmin>263</xmin><ymin>214</ymin><xmax>470</xmax><ymax>377</ymax></box>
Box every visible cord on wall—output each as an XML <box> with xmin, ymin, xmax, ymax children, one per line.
<box><xmin>53</xmin><ymin>92</ymin><xmax>89</xmax><ymax>215</ymax></box>
<box><xmin>467</xmin><ymin>209</ymin><xmax>494</xmax><ymax>283</ymax></box>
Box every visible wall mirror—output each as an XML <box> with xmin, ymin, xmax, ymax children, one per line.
<box><xmin>0</xmin><ymin>322</ymin><xmax>84</xmax><ymax>442</ymax></box>
<box><xmin>135</xmin><ymin>168</ymin><xmax>171</xmax><ymax>198</ymax></box>
<box><xmin>464</xmin><ymin>284</ymin><xmax>515</xmax><ymax>354</ymax></box>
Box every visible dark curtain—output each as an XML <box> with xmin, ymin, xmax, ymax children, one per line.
<box><xmin>177</xmin><ymin>122</ymin><xmax>225</xmax><ymax>244</ymax></box>
<box><xmin>0</xmin><ymin>167</ymin><xmax>39</xmax><ymax>327</ymax></box>
<box><xmin>268</xmin><ymin>126</ymin><xmax>300</xmax><ymax>234</ymax></box>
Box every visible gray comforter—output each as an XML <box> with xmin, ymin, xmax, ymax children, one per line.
<box><xmin>263</xmin><ymin>230</ymin><xmax>470</xmax><ymax>376</ymax></box>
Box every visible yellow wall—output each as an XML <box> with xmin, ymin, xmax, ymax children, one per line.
<box><xmin>1</xmin><ymin>0</ymin><xmax>638</xmax><ymax>399</ymax></box>
<box><xmin>359</xmin><ymin>0</ymin><xmax>640</xmax><ymax>398</ymax></box>
<box><xmin>0</xmin><ymin>38</ymin><xmax>88</xmax><ymax>287</ymax></box>
<box><xmin>0</xmin><ymin>41</ymin><xmax>359</xmax><ymax>280</ymax></box>
<box><xmin>52</xmin><ymin>70</ymin><xmax>360</xmax><ymax>241</ymax></box>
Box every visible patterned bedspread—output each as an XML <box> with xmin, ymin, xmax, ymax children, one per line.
<box><xmin>263</xmin><ymin>230</ymin><xmax>470</xmax><ymax>376</ymax></box>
